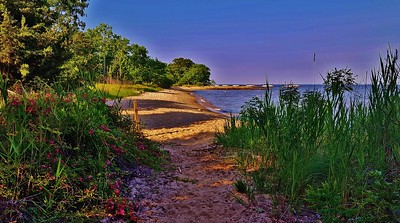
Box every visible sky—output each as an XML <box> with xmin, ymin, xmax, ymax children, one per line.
<box><xmin>83</xmin><ymin>0</ymin><xmax>400</xmax><ymax>84</ymax></box>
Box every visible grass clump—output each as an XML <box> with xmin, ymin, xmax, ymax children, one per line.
<box><xmin>217</xmin><ymin>49</ymin><xmax>400</xmax><ymax>222</ymax></box>
<box><xmin>95</xmin><ymin>83</ymin><xmax>161</xmax><ymax>98</ymax></box>
<box><xmin>0</xmin><ymin>78</ymin><xmax>167</xmax><ymax>222</ymax></box>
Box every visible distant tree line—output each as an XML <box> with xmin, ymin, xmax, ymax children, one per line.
<box><xmin>0</xmin><ymin>1</ymin><xmax>212</xmax><ymax>88</ymax></box>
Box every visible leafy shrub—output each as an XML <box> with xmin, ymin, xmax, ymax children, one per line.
<box><xmin>0</xmin><ymin>80</ymin><xmax>166</xmax><ymax>222</ymax></box>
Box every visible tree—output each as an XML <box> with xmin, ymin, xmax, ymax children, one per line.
<box><xmin>68</xmin><ymin>23</ymin><xmax>170</xmax><ymax>86</ymax></box>
<box><xmin>167</xmin><ymin>58</ymin><xmax>212</xmax><ymax>86</ymax></box>
<box><xmin>167</xmin><ymin>58</ymin><xmax>195</xmax><ymax>83</ymax></box>
<box><xmin>127</xmin><ymin>44</ymin><xmax>150</xmax><ymax>83</ymax></box>
<box><xmin>0</xmin><ymin>10</ymin><xmax>22</xmax><ymax>77</ymax></box>
<box><xmin>85</xmin><ymin>23</ymin><xmax>116</xmax><ymax>81</ymax></box>
<box><xmin>179</xmin><ymin>64</ymin><xmax>211</xmax><ymax>86</ymax></box>
<box><xmin>109</xmin><ymin>36</ymin><xmax>131</xmax><ymax>81</ymax></box>
<box><xmin>0</xmin><ymin>0</ymin><xmax>88</xmax><ymax>82</ymax></box>
<box><xmin>145</xmin><ymin>58</ymin><xmax>171</xmax><ymax>88</ymax></box>
<box><xmin>61</xmin><ymin>31</ymin><xmax>98</xmax><ymax>82</ymax></box>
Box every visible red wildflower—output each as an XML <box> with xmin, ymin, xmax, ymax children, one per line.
<box><xmin>45</xmin><ymin>93</ymin><xmax>56</xmax><ymax>103</ymax></box>
<box><xmin>11</xmin><ymin>98</ymin><xmax>20</xmax><ymax>107</ymax></box>
<box><xmin>26</xmin><ymin>105</ymin><xmax>35</xmax><ymax>114</ymax></box>
<box><xmin>103</xmin><ymin>160</ymin><xmax>111</xmax><ymax>169</ymax></box>
<box><xmin>116</xmin><ymin>208</ymin><xmax>125</xmax><ymax>216</ymax></box>
<box><xmin>88</xmin><ymin>128</ymin><xmax>95</xmax><ymax>135</ymax></box>
<box><xmin>106</xmin><ymin>199</ymin><xmax>114</xmax><ymax>212</ymax></box>
<box><xmin>99</xmin><ymin>124</ymin><xmax>110</xmax><ymax>132</ymax></box>
<box><xmin>139</xmin><ymin>143</ymin><xmax>146</xmax><ymax>151</ymax></box>
<box><xmin>43</xmin><ymin>107</ymin><xmax>52</xmax><ymax>115</ymax></box>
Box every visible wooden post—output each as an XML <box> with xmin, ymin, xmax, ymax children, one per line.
<box><xmin>133</xmin><ymin>99</ymin><xmax>140</xmax><ymax>131</ymax></box>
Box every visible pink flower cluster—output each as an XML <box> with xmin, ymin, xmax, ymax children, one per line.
<box><xmin>137</xmin><ymin>142</ymin><xmax>146</xmax><ymax>151</ymax></box>
<box><xmin>99</xmin><ymin>124</ymin><xmax>110</xmax><ymax>132</ymax></box>
<box><xmin>105</xmin><ymin>197</ymin><xmax>138</xmax><ymax>222</ymax></box>
<box><xmin>109</xmin><ymin>178</ymin><xmax>123</xmax><ymax>196</ymax></box>
<box><xmin>103</xmin><ymin>141</ymin><xmax>125</xmax><ymax>155</ymax></box>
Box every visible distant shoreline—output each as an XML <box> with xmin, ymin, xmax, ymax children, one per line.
<box><xmin>177</xmin><ymin>83</ymin><xmax>373</xmax><ymax>91</ymax></box>
<box><xmin>176</xmin><ymin>85</ymin><xmax>273</xmax><ymax>91</ymax></box>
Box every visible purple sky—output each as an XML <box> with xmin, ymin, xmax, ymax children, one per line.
<box><xmin>84</xmin><ymin>0</ymin><xmax>400</xmax><ymax>84</ymax></box>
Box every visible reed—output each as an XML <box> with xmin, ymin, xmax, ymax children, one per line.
<box><xmin>217</xmin><ymin>49</ymin><xmax>400</xmax><ymax>222</ymax></box>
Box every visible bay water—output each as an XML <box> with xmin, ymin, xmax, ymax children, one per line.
<box><xmin>193</xmin><ymin>85</ymin><xmax>371</xmax><ymax>114</ymax></box>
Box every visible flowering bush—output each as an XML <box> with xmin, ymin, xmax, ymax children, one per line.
<box><xmin>0</xmin><ymin>81</ymin><xmax>166</xmax><ymax>222</ymax></box>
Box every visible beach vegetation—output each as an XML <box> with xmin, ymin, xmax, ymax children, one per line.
<box><xmin>0</xmin><ymin>76</ymin><xmax>167</xmax><ymax>222</ymax></box>
<box><xmin>0</xmin><ymin>2</ymin><xmax>173</xmax><ymax>221</ymax></box>
<box><xmin>217</xmin><ymin>49</ymin><xmax>400</xmax><ymax>222</ymax></box>
<box><xmin>95</xmin><ymin>83</ymin><xmax>161</xmax><ymax>99</ymax></box>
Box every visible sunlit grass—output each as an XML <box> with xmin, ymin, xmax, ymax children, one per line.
<box><xmin>95</xmin><ymin>83</ymin><xmax>161</xmax><ymax>98</ymax></box>
<box><xmin>217</xmin><ymin>49</ymin><xmax>400</xmax><ymax>222</ymax></box>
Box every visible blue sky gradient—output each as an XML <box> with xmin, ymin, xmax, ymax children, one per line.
<box><xmin>84</xmin><ymin>0</ymin><xmax>400</xmax><ymax>84</ymax></box>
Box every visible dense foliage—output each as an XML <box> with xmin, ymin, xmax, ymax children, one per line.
<box><xmin>0</xmin><ymin>0</ymin><xmax>88</xmax><ymax>81</ymax></box>
<box><xmin>0</xmin><ymin>2</ymin><xmax>213</xmax><ymax>87</ymax></box>
<box><xmin>217</xmin><ymin>50</ymin><xmax>400</xmax><ymax>222</ymax></box>
<box><xmin>167</xmin><ymin>58</ymin><xmax>212</xmax><ymax>86</ymax></box>
<box><xmin>66</xmin><ymin>24</ymin><xmax>213</xmax><ymax>87</ymax></box>
<box><xmin>0</xmin><ymin>1</ymin><xmax>212</xmax><ymax>221</ymax></box>
<box><xmin>0</xmin><ymin>78</ymin><xmax>167</xmax><ymax>222</ymax></box>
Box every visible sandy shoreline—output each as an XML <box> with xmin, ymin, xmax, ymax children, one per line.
<box><xmin>120</xmin><ymin>89</ymin><xmax>227</xmax><ymax>142</ymax></box>
<box><xmin>177</xmin><ymin>85</ymin><xmax>273</xmax><ymax>91</ymax></box>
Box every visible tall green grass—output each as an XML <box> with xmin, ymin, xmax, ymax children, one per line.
<box><xmin>217</xmin><ymin>50</ymin><xmax>400</xmax><ymax>222</ymax></box>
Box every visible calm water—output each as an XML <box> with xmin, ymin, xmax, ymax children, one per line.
<box><xmin>194</xmin><ymin>85</ymin><xmax>371</xmax><ymax>114</ymax></box>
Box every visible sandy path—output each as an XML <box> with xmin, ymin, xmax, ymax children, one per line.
<box><xmin>116</xmin><ymin>89</ymin><xmax>272</xmax><ymax>223</ymax></box>
<box><xmin>119</xmin><ymin>89</ymin><xmax>319</xmax><ymax>223</ymax></box>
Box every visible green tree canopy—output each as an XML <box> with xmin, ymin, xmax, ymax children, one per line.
<box><xmin>179</xmin><ymin>64</ymin><xmax>211</xmax><ymax>86</ymax></box>
<box><xmin>0</xmin><ymin>2</ymin><xmax>211</xmax><ymax>89</ymax></box>
<box><xmin>65</xmin><ymin>23</ymin><xmax>173</xmax><ymax>87</ymax></box>
<box><xmin>167</xmin><ymin>58</ymin><xmax>212</xmax><ymax>86</ymax></box>
<box><xmin>0</xmin><ymin>0</ymin><xmax>88</xmax><ymax>82</ymax></box>
<box><xmin>167</xmin><ymin>58</ymin><xmax>195</xmax><ymax>83</ymax></box>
